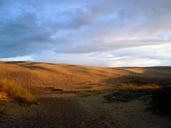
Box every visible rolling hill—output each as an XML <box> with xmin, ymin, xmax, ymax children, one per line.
<box><xmin>0</xmin><ymin>61</ymin><xmax>171</xmax><ymax>128</ymax></box>
<box><xmin>0</xmin><ymin>61</ymin><xmax>171</xmax><ymax>96</ymax></box>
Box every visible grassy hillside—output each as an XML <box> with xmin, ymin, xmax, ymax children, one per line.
<box><xmin>0</xmin><ymin>61</ymin><xmax>171</xmax><ymax>128</ymax></box>
<box><xmin>0</xmin><ymin>61</ymin><xmax>170</xmax><ymax>96</ymax></box>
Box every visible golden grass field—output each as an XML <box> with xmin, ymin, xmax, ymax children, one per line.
<box><xmin>0</xmin><ymin>61</ymin><xmax>171</xmax><ymax>128</ymax></box>
<box><xmin>0</xmin><ymin>61</ymin><xmax>128</xmax><ymax>91</ymax></box>
<box><xmin>0</xmin><ymin>61</ymin><xmax>170</xmax><ymax>96</ymax></box>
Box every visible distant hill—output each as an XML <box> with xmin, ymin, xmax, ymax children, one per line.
<box><xmin>0</xmin><ymin>61</ymin><xmax>170</xmax><ymax>96</ymax></box>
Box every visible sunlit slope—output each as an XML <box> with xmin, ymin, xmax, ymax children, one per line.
<box><xmin>0</xmin><ymin>61</ymin><xmax>170</xmax><ymax>95</ymax></box>
<box><xmin>0</xmin><ymin>61</ymin><xmax>128</xmax><ymax>90</ymax></box>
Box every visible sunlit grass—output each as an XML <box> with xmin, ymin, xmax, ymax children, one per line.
<box><xmin>116</xmin><ymin>83</ymin><xmax>160</xmax><ymax>90</ymax></box>
<box><xmin>0</xmin><ymin>80</ymin><xmax>36</xmax><ymax>103</ymax></box>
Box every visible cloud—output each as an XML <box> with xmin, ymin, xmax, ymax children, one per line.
<box><xmin>0</xmin><ymin>0</ymin><xmax>171</xmax><ymax>66</ymax></box>
<box><xmin>0</xmin><ymin>55</ymin><xmax>33</xmax><ymax>61</ymax></box>
<box><xmin>27</xmin><ymin>43</ymin><xmax>170</xmax><ymax>67</ymax></box>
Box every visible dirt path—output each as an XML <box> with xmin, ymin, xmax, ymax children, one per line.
<box><xmin>0</xmin><ymin>93</ymin><xmax>171</xmax><ymax>128</ymax></box>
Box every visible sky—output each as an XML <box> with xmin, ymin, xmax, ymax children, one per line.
<box><xmin>0</xmin><ymin>0</ymin><xmax>171</xmax><ymax>67</ymax></box>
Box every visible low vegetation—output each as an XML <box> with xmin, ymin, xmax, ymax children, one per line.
<box><xmin>150</xmin><ymin>87</ymin><xmax>171</xmax><ymax>115</ymax></box>
<box><xmin>116</xmin><ymin>83</ymin><xmax>160</xmax><ymax>90</ymax></box>
<box><xmin>0</xmin><ymin>80</ymin><xmax>36</xmax><ymax>104</ymax></box>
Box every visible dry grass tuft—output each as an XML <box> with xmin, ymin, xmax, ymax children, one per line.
<box><xmin>0</xmin><ymin>80</ymin><xmax>36</xmax><ymax>103</ymax></box>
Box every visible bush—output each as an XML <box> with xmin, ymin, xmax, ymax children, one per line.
<box><xmin>0</xmin><ymin>80</ymin><xmax>36</xmax><ymax>104</ymax></box>
<box><xmin>151</xmin><ymin>87</ymin><xmax>171</xmax><ymax>115</ymax></box>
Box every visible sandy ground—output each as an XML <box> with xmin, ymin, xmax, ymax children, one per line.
<box><xmin>0</xmin><ymin>92</ymin><xmax>171</xmax><ymax>128</ymax></box>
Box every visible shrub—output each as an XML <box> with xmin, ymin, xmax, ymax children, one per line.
<box><xmin>151</xmin><ymin>87</ymin><xmax>171</xmax><ymax>115</ymax></box>
<box><xmin>0</xmin><ymin>80</ymin><xmax>36</xmax><ymax>104</ymax></box>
